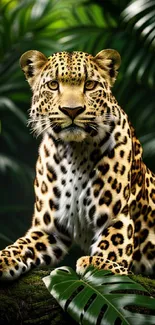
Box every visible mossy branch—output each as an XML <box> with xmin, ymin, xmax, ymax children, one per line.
<box><xmin>0</xmin><ymin>269</ymin><xmax>77</xmax><ymax>325</ymax></box>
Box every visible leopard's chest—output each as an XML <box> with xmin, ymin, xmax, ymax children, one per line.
<box><xmin>40</xmin><ymin>133</ymin><xmax>114</xmax><ymax>251</ymax></box>
<box><xmin>53</xmin><ymin>142</ymin><xmax>95</xmax><ymax>251</ymax></box>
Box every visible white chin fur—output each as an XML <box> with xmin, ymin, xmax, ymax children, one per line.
<box><xmin>59</xmin><ymin>128</ymin><xmax>87</xmax><ymax>142</ymax></box>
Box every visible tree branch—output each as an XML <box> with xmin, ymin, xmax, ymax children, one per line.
<box><xmin>0</xmin><ymin>269</ymin><xmax>77</xmax><ymax>325</ymax></box>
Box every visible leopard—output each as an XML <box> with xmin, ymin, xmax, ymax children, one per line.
<box><xmin>0</xmin><ymin>48</ymin><xmax>155</xmax><ymax>281</ymax></box>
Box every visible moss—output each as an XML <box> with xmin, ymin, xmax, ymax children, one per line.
<box><xmin>130</xmin><ymin>274</ymin><xmax>155</xmax><ymax>297</ymax></box>
<box><xmin>0</xmin><ymin>269</ymin><xmax>78</xmax><ymax>325</ymax></box>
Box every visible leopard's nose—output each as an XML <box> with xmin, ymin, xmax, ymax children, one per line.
<box><xmin>59</xmin><ymin>106</ymin><xmax>85</xmax><ymax>120</ymax></box>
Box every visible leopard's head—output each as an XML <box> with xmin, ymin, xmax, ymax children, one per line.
<box><xmin>20</xmin><ymin>49</ymin><xmax>121</xmax><ymax>142</ymax></box>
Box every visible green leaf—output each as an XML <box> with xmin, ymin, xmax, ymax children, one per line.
<box><xmin>43</xmin><ymin>266</ymin><xmax>155</xmax><ymax>325</ymax></box>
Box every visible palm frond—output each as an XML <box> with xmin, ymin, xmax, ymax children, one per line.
<box><xmin>54</xmin><ymin>0</ymin><xmax>121</xmax><ymax>54</ymax></box>
<box><xmin>121</xmin><ymin>0</ymin><xmax>155</xmax><ymax>86</ymax></box>
<box><xmin>122</xmin><ymin>0</ymin><xmax>155</xmax><ymax>49</ymax></box>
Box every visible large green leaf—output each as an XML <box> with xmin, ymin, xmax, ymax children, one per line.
<box><xmin>43</xmin><ymin>266</ymin><xmax>155</xmax><ymax>325</ymax></box>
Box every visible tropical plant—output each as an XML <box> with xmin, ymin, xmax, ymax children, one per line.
<box><xmin>43</xmin><ymin>266</ymin><xmax>155</xmax><ymax>325</ymax></box>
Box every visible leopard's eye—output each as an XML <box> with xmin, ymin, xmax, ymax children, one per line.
<box><xmin>47</xmin><ymin>80</ymin><xmax>59</xmax><ymax>90</ymax></box>
<box><xmin>84</xmin><ymin>80</ymin><xmax>98</xmax><ymax>91</ymax></box>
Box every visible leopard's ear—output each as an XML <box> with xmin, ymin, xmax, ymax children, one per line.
<box><xmin>94</xmin><ymin>49</ymin><xmax>121</xmax><ymax>86</ymax></box>
<box><xmin>20</xmin><ymin>50</ymin><xmax>48</xmax><ymax>89</ymax></box>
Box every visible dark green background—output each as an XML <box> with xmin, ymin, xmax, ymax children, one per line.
<box><xmin>0</xmin><ymin>0</ymin><xmax>155</xmax><ymax>264</ymax></box>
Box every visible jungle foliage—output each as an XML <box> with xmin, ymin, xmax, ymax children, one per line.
<box><xmin>0</xmin><ymin>0</ymin><xmax>155</xmax><ymax>247</ymax></box>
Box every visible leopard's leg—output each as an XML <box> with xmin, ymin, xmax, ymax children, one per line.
<box><xmin>0</xmin><ymin>137</ymin><xmax>72</xmax><ymax>280</ymax></box>
<box><xmin>76</xmin><ymin>212</ymin><xmax>134</xmax><ymax>275</ymax></box>
<box><xmin>77</xmin><ymin>118</ymin><xmax>134</xmax><ymax>275</ymax></box>
<box><xmin>0</xmin><ymin>224</ymin><xmax>72</xmax><ymax>280</ymax></box>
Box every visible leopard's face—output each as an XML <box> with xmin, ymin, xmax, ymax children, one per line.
<box><xmin>20</xmin><ymin>49</ymin><xmax>121</xmax><ymax>142</ymax></box>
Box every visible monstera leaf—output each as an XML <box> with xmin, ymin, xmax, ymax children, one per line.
<box><xmin>43</xmin><ymin>266</ymin><xmax>155</xmax><ymax>325</ymax></box>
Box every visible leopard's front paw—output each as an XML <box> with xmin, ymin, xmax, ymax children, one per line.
<box><xmin>76</xmin><ymin>256</ymin><xmax>90</xmax><ymax>275</ymax></box>
<box><xmin>76</xmin><ymin>256</ymin><xmax>130</xmax><ymax>275</ymax></box>
<box><xmin>0</xmin><ymin>250</ymin><xmax>28</xmax><ymax>281</ymax></box>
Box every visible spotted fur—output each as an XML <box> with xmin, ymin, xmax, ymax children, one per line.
<box><xmin>0</xmin><ymin>49</ymin><xmax>155</xmax><ymax>280</ymax></box>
